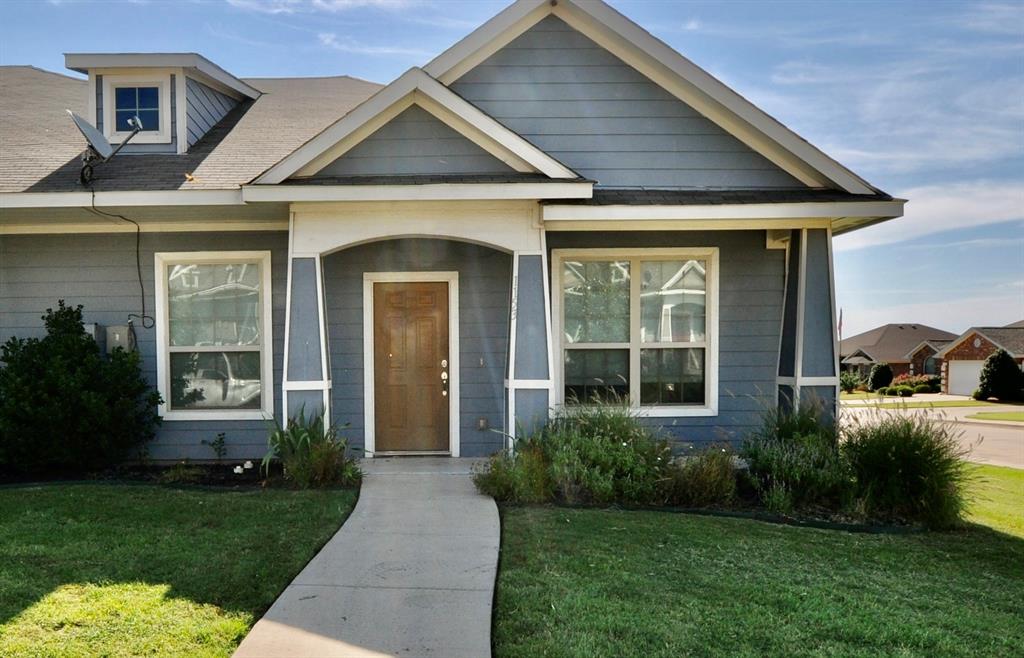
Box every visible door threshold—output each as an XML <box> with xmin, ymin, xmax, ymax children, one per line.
<box><xmin>372</xmin><ymin>451</ymin><xmax>452</xmax><ymax>457</ymax></box>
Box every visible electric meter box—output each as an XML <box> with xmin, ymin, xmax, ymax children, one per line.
<box><xmin>106</xmin><ymin>325</ymin><xmax>132</xmax><ymax>353</ymax></box>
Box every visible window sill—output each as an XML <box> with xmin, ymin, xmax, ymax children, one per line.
<box><xmin>550</xmin><ymin>404</ymin><xmax>718</xmax><ymax>418</ymax></box>
<box><xmin>160</xmin><ymin>410</ymin><xmax>274</xmax><ymax>422</ymax></box>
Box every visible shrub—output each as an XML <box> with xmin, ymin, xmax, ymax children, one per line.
<box><xmin>892</xmin><ymin>374</ymin><xmax>940</xmax><ymax>390</ymax></box>
<box><xmin>913</xmin><ymin>384</ymin><xmax>932</xmax><ymax>394</ymax></box>
<box><xmin>741</xmin><ymin>401</ymin><xmax>850</xmax><ymax>511</ymax></box>
<box><xmin>894</xmin><ymin>385</ymin><xmax>914</xmax><ymax>398</ymax></box>
<box><xmin>978</xmin><ymin>349</ymin><xmax>1024</xmax><ymax>401</ymax></box>
<box><xmin>843</xmin><ymin>412</ymin><xmax>970</xmax><ymax>529</ymax></box>
<box><xmin>263</xmin><ymin>408</ymin><xmax>360</xmax><ymax>488</ymax></box>
<box><xmin>0</xmin><ymin>301</ymin><xmax>161</xmax><ymax>476</ymax></box>
<box><xmin>840</xmin><ymin>370</ymin><xmax>862</xmax><ymax>393</ymax></box>
<box><xmin>473</xmin><ymin>440</ymin><xmax>552</xmax><ymax>503</ymax></box>
<box><xmin>972</xmin><ymin>388</ymin><xmax>986</xmax><ymax>401</ymax></box>
<box><xmin>544</xmin><ymin>400</ymin><xmax>670</xmax><ymax>505</ymax></box>
<box><xmin>867</xmin><ymin>363</ymin><xmax>894</xmax><ymax>391</ymax></box>
<box><xmin>473</xmin><ymin>396</ymin><xmax>670</xmax><ymax>505</ymax></box>
<box><xmin>662</xmin><ymin>444</ymin><xmax>737</xmax><ymax>507</ymax></box>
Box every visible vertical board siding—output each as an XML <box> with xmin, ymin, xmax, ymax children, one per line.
<box><xmin>0</xmin><ymin>231</ymin><xmax>289</xmax><ymax>460</ymax></box>
<box><xmin>452</xmin><ymin>16</ymin><xmax>804</xmax><ymax>189</ymax></box>
<box><xmin>185</xmin><ymin>77</ymin><xmax>238</xmax><ymax>147</ymax></box>
<box><xmin>322</xmin><ymin>239</ymin><xmax>512</xmax><ymax>457</ymax></box>
<box><xmin>316</xmin><ymin>105</ymin><xmax>516</xmax><ymax>177</ymax></box>
<box><xmin>546</xmin><ymin>230</ymin><xmax>786</xmax><ymax>446</ymax></box>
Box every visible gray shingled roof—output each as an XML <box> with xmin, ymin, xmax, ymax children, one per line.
<box><xmin>0</xmin><ymin>66</ymin><xmax>382</xmax><ymax>193</ymax></box>
<box><xmin>968</xmin><ymin>327</ymin><xmax>1024</xmax><ymax>357</ymax></box>
<box><xmin>839</xmin><ymin>323</ymin><xmax>956</xmax><ymax>364</ymax></box>
<box><xmin>546</xmin><ymin>188</ymin><xmax>893</xmax><ymax>205</ymax></box>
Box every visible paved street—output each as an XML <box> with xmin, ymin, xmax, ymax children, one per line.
<box><xmin>840</xmin><ymin>405</ymin><xmax>1024</xmax><ymax>469</ymax></box>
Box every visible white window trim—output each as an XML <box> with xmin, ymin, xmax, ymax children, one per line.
<box><xmin>154</xmin><ymin>251</ymin><xmax>275</xmax><ymax>421</ymax></box>
<box><xmin>102</xmin><ymin>73</ymin><xmax>172</xmax><ymax>144</ymax></box>
<box><xmin>551</xmin><ymin>248</ymin><xmax>719</xmax><ymax>418</ymax></box>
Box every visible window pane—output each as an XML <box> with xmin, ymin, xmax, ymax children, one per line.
<box><xmin>170</xmin><ymin>352</ymin><xmax>261</xmax><ymax>410</ymax></box>
<box><xmin>137</xmin><ymin>86</ymin><xmax>159</xmax><ymax>108</ymax></box>
<box><xmin>564</xmin><ymin>348</ymin><xmax>629</xmax><ymax>404</ymax></box>
<box><xmin>562</xmin><ymin>260</ymin><xmax>630</xmax><ymax>344</ymax></box>
<box><xmin>115</xmin><ymin>110</ymin><xmax>135</xmax><ymax>132</ymax></box>
<box><xmin>136</xmin><ymin>109</ymin><xmax>160</xmax><ymax>131</ymax></box>
<box><xmin>114</xmin><ymin>87</ymin><xmax>136</xmax><ymax>109</ymax></box>
<box><xmin>641</xmin><ymin>260</ymin><xmax>706</xmax><ymax>343</ymax></box>
<box><xmin>168</xmin><ymin>262</ymin><xmax>261</xmax><ymax>347</ymax></box>
<box><xmin>640</xmin><ymin>348</ymin><xmax>705</xmax><ymax>405</ymax></box>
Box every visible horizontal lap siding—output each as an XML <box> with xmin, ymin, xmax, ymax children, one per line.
<box><xmin>0</xmin><ymin>231</ymin><xmax>289</xmax><ymax>461</ymax></box>
<box><xmin>452</xmin><ymin>16</ymin><xmax>804</xmax><ymax>189</ymax></box>
<box><xmin>322</xmin><ymin>239</ymin><xmax>512</xmax><ymax>457</ymax></box>
<box><xmin>317</xmin><ymin>105</ymin><xmax>515</xmax><ymax>177</ymax></box>
<box><xmin>546</xmin><ymin>230</ymin><xmax>785</xmax><ymax>446</ymax></box>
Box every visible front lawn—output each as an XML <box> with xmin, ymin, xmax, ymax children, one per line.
<box><xmin>866</xmin><ymin>400</ymin><xmax>998</xmax><ymax>409</ymax></box>
<box><xmin>494</xmin><ymin>467</ymin><xmax>1024</xmax><ymax>658</ymax></box>
<box><xmin>966</xmin><ymin>411</ymin><xmax>1024</xmax><ymax>423</ymax></box>
<box><xmin>0</xmin><ymin>483</ymin><xmax>356</xmax><ymax>658</ymax></box>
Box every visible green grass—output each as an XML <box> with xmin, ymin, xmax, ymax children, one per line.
<box><xmin>494</xmin><ymin>468</ymin><xmax>1024</xmax><ymax>658</ymax></box>
<box><xmin>0</xmin><ymin>483</ymin><xmax>356</xmax><ymax>658</ymax></box>
<box><xmin>840</xmin><ymin>391</ymin><xmax>884</xmax><ymax>400</ymax></box>
<box><xmin>966</xmin><ymin>411</ymin><xmax>1024</xmax><ymax>422</ymax></box>
<box><xmin>967</xmin><ymin>464</ymin><xmax>1024</xmax><ymax>537</ymax></box>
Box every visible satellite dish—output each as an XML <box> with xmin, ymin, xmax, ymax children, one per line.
<box><xmin>66</xmin><ymin>110</ymin><xmax>143</xmax><ymax>185</ymax></box>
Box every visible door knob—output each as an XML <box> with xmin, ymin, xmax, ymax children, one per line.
<box><xmin>441</xmin><ymin>370</ymin><xmax>449</xmax><ymax>396</ymax></box>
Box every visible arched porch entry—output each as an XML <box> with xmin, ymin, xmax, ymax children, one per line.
<box><xmin>282</xmin><ymin>200</ymin><xmax>554</xmax><ymax>457</ymax></box>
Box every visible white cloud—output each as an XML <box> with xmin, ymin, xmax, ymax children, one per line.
<box><xmin>683</xmin><ymin>19</ymin><xmax>701</xmax><ymax>31</ymax></box>
<box><xmin>317</xmin><ymin>31</ymin><xmax>431</xmax><ymax>57</ymax></box>
<box><xmin>835</xmin><ymin>180</ymin><xmax>1024</xmax><ymax>251</ymax></box>
<box><xmin>227</xmin><ymin>0</ymin><xmax>414</xmax><ymax>14</ymax></box>
<box><xmin>838</xmin><ymin>291</ymin><xmax>1024</xmax><ymax>337</ymax></box>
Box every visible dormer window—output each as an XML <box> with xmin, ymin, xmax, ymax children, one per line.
<box><xmin>115</xmin><ymin>86</ymin><xmax>159</xmax><ymax>132</ymax></box>
<box><xmin>101</xmin><ymin>73</ymin><xmax>172</xmax><ymax>144</ymax></box>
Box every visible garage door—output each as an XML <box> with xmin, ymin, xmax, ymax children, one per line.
<box><xmin>948</xmin><ymin>361</ymin><xmax>984</xmax><ymax>396</ymax></box>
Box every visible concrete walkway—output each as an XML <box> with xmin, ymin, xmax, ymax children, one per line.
<box><xmin>234</xmin><ymin>458</ymin><xmax>498</xmax><ymax>658</ymax></box>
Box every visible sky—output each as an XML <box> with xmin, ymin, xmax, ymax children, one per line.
<box><xmin>1</xmin><ymin>0</ymin><xmax>1022</xmax><ymax>336</ymax></box>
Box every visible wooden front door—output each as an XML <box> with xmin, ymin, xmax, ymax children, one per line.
<box><xmin>373</xmin><ymin>281</ymin><xmax>450</xmax><ymax>452</ymax></box>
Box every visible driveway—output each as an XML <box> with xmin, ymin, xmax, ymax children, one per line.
<box><xmin>840</xmin><ymin>404</ymin><xmax>1024</xmax><ymax>469</ymax></box>
<box><xmin>233</xmin><ymin>458</ymin><xmax>498</xmax><ymax>658</ymax></box>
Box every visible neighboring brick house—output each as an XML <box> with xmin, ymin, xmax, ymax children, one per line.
<box><xmin>906</xmin><ymin>339</ymin><xmax>951</xmax><ymax>377</ymax></box>
<box><xmin>839</xmin><ymin>324</ymin><xmax>955</xmax><ymax>379</ymax></box>
<box><xmin>936</xmin><ymin>325</ymin><xmax>1024</xmax><ymax>395</ymax></box>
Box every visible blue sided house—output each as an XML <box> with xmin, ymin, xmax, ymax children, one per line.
<box><xmin>0</xmin><ymin>0</ymin><xmax>904</xmax><ymax>460</ymax></box>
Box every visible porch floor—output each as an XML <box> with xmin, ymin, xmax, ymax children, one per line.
<box><xmin>232</xmin><ymin>458</ymin><xmax>498</xmax><ymax>658</ymax></box>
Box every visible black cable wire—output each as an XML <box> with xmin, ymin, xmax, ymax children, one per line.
<box><xmin>87</xmin><ymin>187</ymin><xmax>155</xmax><ymax>330</ymax></box>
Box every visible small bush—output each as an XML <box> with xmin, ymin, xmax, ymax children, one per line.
<box><xmin>0</xmin><ymin>301</ymin><xmax>161</xmax><ymax>476</ymax></box>
<box><xmin>978</xmin><ymin>349</ymin><xmax>1024</xmax><ymax>401</ymax></box>
<box><xmin>840</xmin><ymin>371</ymin><xmax>862</xmax><ymax>394</ymax></box>
<box><xmin>894</xmin><ymin>385</ymin><xmax>914</xmax><ymax>398</ymax></box>
<box><xmin>843</xmin><ymin>412</ymin><xmax>970</xmax><ymax>529</ymax></box>
<box><xmin>662</xmin><ymin>444</ymin><xmax>737</xmax><ymax>507</ymax></box>
<box><xmin>741</xmin><ymin>400</ymin><xmax>849</xmax><ymax>511</ymax></box>
<box><xmin>473</xmin><ymin>396</ymin><xmax>670</xmax><ymax>506</ymax></box>
<box><xmin>972</xmin><ymin>388</ymin><xmax>986</xmax><ymax>401</ymax></box>
<box><xmin>473</xmin><ymin>441</ymin><xmax>552</xmax><ymax>503</ymax></box>
<box><xmin>868</xmin><ymin>363</ymin><xmax>894</xmax><ymax>391</ymax></box>
<box><xmin>263</xmin><ymin>408</ymin><xmax>360</xmax><ymax>488</ymax></box>
<box><xmin>913</xmin><ymin>384</ymin><xmax>932</xmax><ymax>394</ymax></box>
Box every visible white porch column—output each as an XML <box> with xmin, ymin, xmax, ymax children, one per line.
<box><xmin>282</xmin><ymin>246</ymin><xmax>331</xmax><ymax>424</ymax></box>
<box><xmin>777</xmin><ymin>227</ymin><xmax>840</xmax><ymax>416</ymax></box>
<box><xmin>506</xmin><ymin>249</ymin><xmax>555</xmax><ymax>447</ymax></box>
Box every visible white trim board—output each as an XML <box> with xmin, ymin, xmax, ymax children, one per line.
<box><xmin>242</xmin><ymin>181</ymin><xmax>592</xmax><ymax>203</ymax></box>
<box><xmin>542</xmin><ymin>200</ymin><xmax>905</xmax><ymax>222</ymax></box>
<box><xmin>550</xmin><ymin>247</ymin><xmax>720</xmax><ymax>418</ymax></box>
<box><xmin>256</xmin><ymin>68</ymin><xmax>579</xmax><ymax>184</ymax></box>
<box><xmin>154</xmin><ymin>250</ymin><xmax>275</xmax><ymax>422</ymax></box>
<box><xmin>0</xmin><ymin>190</ymin><xmax>244</xmax><ymax>208</ymax></box>
<box><xmin>424</xmin><ymin>0</ymin><xmax>880</xmax><ymax>195</ymax></box>
<box><xmin>66</xmin><ymin>53</ymin><xmax>260</xmax><ymax>99</ymax></box>
<box><xmin>362</xmin><ymin>271</ymin><xmax>461</xmax><ymax>458</ymax></box>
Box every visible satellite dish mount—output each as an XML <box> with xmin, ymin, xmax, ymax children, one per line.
<box><xmin>66</xmin><ymin>110</ymin><xmax>144</xmax><ymax>185</ymax></box>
